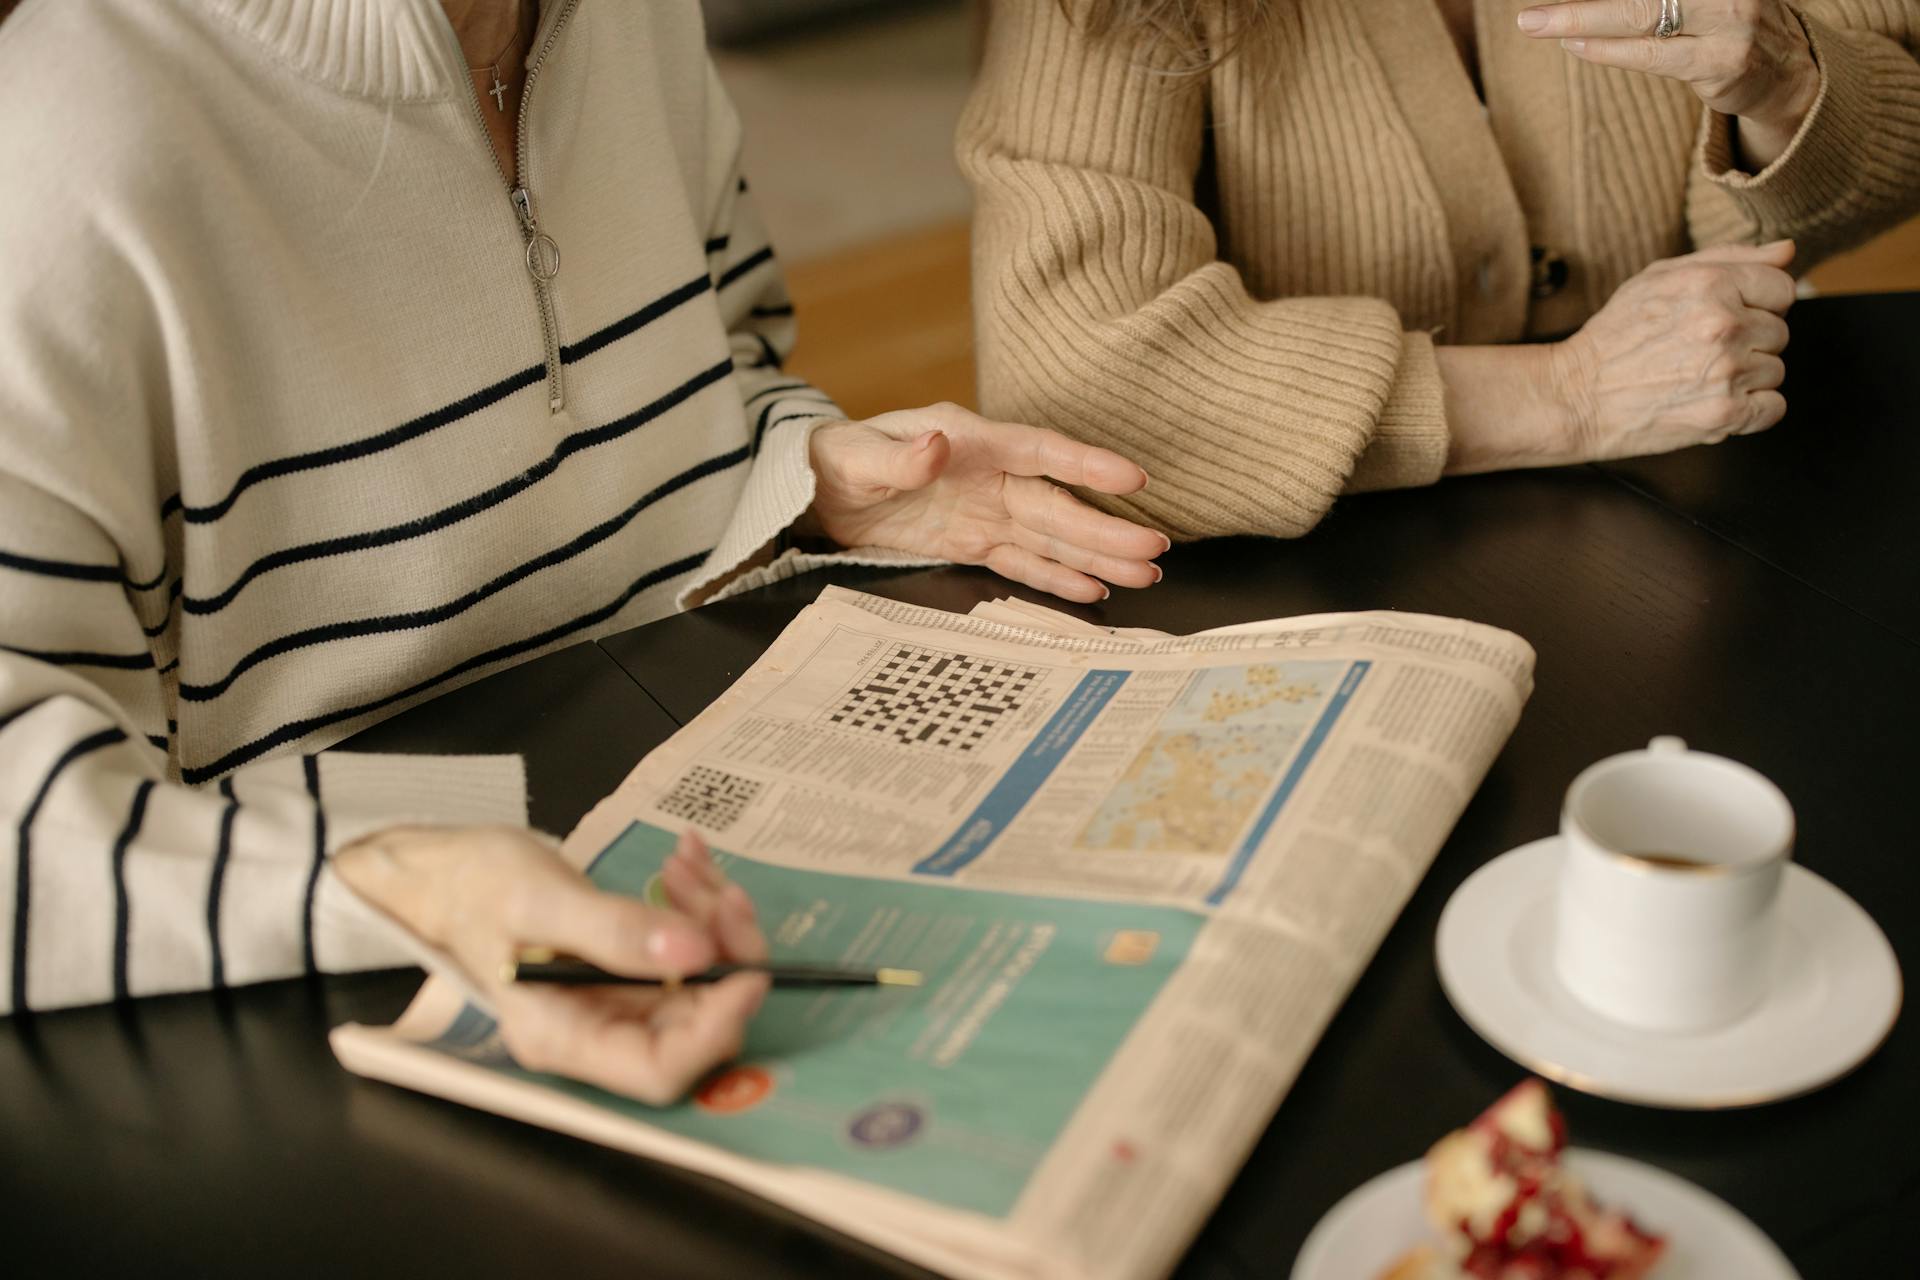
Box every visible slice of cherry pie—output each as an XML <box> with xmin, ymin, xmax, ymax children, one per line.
<box><xmin>1378</xmin><ymin>1080</ymin><xmax>1666</xmax><ymax>1280</ymax></box>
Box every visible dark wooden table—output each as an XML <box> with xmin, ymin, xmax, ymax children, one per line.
<box><xmin>5</xmin><ymin>294</ymin><xmax>1914</xmax><ymax>1278</ymax></box>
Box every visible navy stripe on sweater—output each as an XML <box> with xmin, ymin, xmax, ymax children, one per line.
<box><xmin>300</xmin><ymin>756</ymin><xmax>324</xmax><ymax>974</ymax></box>
<box><xmin>183</xmin><ymin>358</ymin><xmax>733</xmax><ymax>616</ymax></box>
<box><xmin>180</xmin><ymin>446</ymin><xmax>749</xmax><ymax>701</ymax></box>
<box><xmin>746</xmin><ymin>333</ymin><xmax>784</xmax><ymax>371</ymax></box>
<box><xmin>743</xmin><ymin>378</ymin><xmax>818</xmax><ymax>408</ymax></box>
<box><xmin>110</xmin><ymin>779</ymin><xmax>156</xmax><ymax>1002</ymax></box>
<box><xmin>164</xmin><ymin>277</ymin><xmax>712</xmax><ymax>525</ymax></box>
<box><xmin>181</xmin><ymin>551</ymin><xmax>711</xmax><ymax>784</ymax></box>
<box><xmin>1</xmin><ymin>644</ymin><xmax>155</xmax><ymax>672</ymax></box>
<box><xmin>0</xmin><ymin>548</ymin><xmax>170</xmax><ymax>595</ymax></box>
<box><xmin>717</xmin><ymin>247</ymin><xmax>775</xmax><ymax>290</ymax></box>
<box><xmin>0</xmin><ymin>549</ymin><xmax>123</xmax><ymax>583</ymax></box>
<box><xmin>755</xmin><ymin>409</ymin><xmax>835</xmax><ymax>455</ymax></box>
<box><xmin>207</xmin><ymin>778</ymin><xmax>239</xmax><ymax>989</ymax></box>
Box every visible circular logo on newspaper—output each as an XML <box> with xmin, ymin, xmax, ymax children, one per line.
<box><xmin>695</xmin><ymin>1065</ymin><xmax>775</xmax><ymax>1115</ymax></box>
<box><xmin>847</xmin><ymin>1101</ymin><xmax>925</xmax><ymax>1149</ymax></box>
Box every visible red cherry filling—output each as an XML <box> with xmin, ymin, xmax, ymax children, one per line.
<box><xmin>1424</xmin><ymin>1081</ymin><xmax>1665</xmax><ymax>1280</ymax></box>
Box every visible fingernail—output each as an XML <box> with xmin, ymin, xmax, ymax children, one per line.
<box><xmin>1151</xmin><ymin>563</ymin><xmax>1164</xmax><ymax>584</ymax></box>
<box><xmin>1158</xmin><ymin>533</ymin><xmax>1172</xmax><ymax>554</ymax></box>
<box><xmin>1561</xmin><ymin>37</ymin><xmax>1585</xmax><ymax>52</ymax></box>
<box><xmin>1100</xmin><ymin>585</ymin><xmax>1111</xmax><ymax>601</ymax></box>
<box><xmin>647</xmin><ymin>923</ymin><xmax>710</xmax><ymax>971</ymax></box>
<box><xmin>917</xmin><ymin>430</ymin><xmax>943</xmax><ymax>451</ymax></box>
<box><xmin>1517</xmin><ymin>8</ymin><xmax>1548</xmax><ymax>32</ymax></box>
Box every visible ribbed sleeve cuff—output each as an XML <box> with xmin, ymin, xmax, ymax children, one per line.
<box><xmin>1696</xmin><ymin>9</ymin><xmax>1920</xmax><ymax>239</ymax></box>
<box><xmin>1345</xmin><ymin>329</ymin><xmax>1450</xmax><ymax>494</ymax></box>
<box><xmin>703</xmin><ymin>544</ymin><xmax>946</xmax><ymax>605</ymax></box>
<box><xmin>679</xmin><ymin>396</ymin><xmax>845</xmax><ymax>608</ymax></box>
<box><xmin>309</xmin><ymin>751</ymin><xmax>530</xmax><ymax>973</ymax></box>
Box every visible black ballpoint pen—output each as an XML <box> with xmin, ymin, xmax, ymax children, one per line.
<box><xmin>502</xmin><ymin>948</ymin><xmax>924</xmax><ymax>989</ymax></box>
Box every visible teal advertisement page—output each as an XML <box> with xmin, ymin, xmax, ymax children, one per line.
<box><xmin>425</xmin><ymin>820</ymin><xmax>1205</xmax><ymax>1217</ymax></box>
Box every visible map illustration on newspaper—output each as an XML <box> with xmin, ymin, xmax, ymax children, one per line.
<box><xmin>333</xmin><ymin>586</ymin><xmax>1534</xmax><ymax>1280</ymax></box>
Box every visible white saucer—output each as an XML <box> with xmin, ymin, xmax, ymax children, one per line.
<box><xmin>1291</xmin><ymin>1148</ymin><xmax>1799</xmax><ymax>1280</ymax></box>
<box><xmin>1437</xmin><ymin>837</ymin><xmax>1902</xmax><ymax>1108</ymax></box>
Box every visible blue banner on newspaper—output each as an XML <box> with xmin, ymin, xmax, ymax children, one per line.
<box><xmin>913</xmin><ymin>669</ymin><xmax>1131</xmax><ymax>876</ymax></box>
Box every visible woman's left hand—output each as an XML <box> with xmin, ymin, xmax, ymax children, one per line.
<box><xmin>1519</xmin><ymin>1</ymin><xmax>1819</xmax><ymax>166</ymax></box>
<box><xmin>804</xmin><ymin>403</ymin><xmax>1170</xmax><ymax>604</ymax></box>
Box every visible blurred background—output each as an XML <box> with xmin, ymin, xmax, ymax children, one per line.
<box><xmin>0</xmin><ymin>0</ymin><xmax>1910</xmax><ymax>423</ymax></box>
<box><xmin>719</xmin><ymin>0</ymin><xmax>1919</xmax><ymax>422</ymax></box>
<box><xmin>709</xmin><ymin>0</ymin><xmax>979</xmax><ymax>420</ymax></box>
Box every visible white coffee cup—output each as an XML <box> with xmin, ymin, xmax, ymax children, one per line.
<box><xmin>1554</xmin><ymin>736</ymin><xmax>1794</xmax><ymax>1033</ymax></box>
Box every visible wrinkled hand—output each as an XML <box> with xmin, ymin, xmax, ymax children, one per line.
<box><xmin>335</xmin><ymin>825</ymin><xmax>767</xmax><ymax>1104</ymax></box>
<box><xmin>1551</xmin><ymin>240</ymin><xmax>1794</xmax><ymax>461</ymax></box>
<box><xmin>1520</xmin><ymin>0</ymin><xmax>1818</xmax><ymax>165</ymax></box>
<box><xmin>805</xmin><ymin>403</ymin><xmax>1170</xmax><ymax>604</ymax></box>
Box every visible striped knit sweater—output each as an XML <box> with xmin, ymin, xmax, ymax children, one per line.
<box><xmin>0</xmin><ymin>0</ymin><xmax>895</xmax><ymax>1014</ymax></box>
<box><xmin>960</xmin><ymin>0</ymin><xmax>1920</xmax><ymax>539</ymax></box>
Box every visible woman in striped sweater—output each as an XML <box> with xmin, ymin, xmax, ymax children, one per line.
<box><xmin>962</xmin><ymin>0</ymin><xmax>1920</xmax><ymax>539</ymax></box>
<box><xmin>0</xmin><ymin>0</ymin><xmax>1166</xmax><ymax>1101</ymax></box>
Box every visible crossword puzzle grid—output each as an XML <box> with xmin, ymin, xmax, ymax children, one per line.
<box><xmin>826</xmin><ymin>645</ymin><xmax>1040</xmax><ymax>752</ymax></box>
<box><xmin>658</xmin><ymin>766</ymin><xmax>762</xmax><ymax>831</ymax></box>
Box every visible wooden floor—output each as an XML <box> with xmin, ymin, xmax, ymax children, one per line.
<box><xmin>783</xmin><ymin>220</ymin><xmax>979</xmax><ymax>420</ymax></box>
<box><xmin>785</xmin><ymin>216</ymin><xmax>1920</xmax><ymax>420</ymax></box>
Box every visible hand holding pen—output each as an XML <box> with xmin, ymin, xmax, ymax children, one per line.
<box><xmin>335</xmin><ymin>824</ymin><xmax>771</xmax><ymax>1105</ymax></box>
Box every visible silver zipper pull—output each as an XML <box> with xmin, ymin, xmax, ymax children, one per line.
<box><xmin>511</xmin><ymin>187</ymin><xmax>561</xmax><ymax>283</ymax></box>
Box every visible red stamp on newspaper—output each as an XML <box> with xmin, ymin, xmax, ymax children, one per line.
<box><xmin>695</xmin><ymin>1065</ymin><xmax>775</xmax><ymax>1114</ymax></box>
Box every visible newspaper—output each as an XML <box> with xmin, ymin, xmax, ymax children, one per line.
<box><xmin>332</xmin><ymin>587</ymin><xmax>1534</xmax><ymax>1279</ymax></box>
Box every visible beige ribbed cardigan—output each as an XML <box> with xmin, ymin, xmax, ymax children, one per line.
<box><xmin>960</xmin><ymin>0</ymin><xmax>1920</xmax><ymax>538</ymax></box>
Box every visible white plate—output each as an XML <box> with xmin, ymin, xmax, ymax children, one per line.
<box><xmin>1437</xmin><ymin>837</ymin><xmax>1902</xmax><ymax>1108</ymax></box>
<box><xmin>1291</xmin><ymin>1148</ymin><xmax>1799</xmax><ymax>1280</ymax></box>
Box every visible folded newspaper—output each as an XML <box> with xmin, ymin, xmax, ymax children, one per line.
<box><xmin>332</xmin><ymin>587</ymin><xmax>1535</xmax><ymax>1279</ymax></box>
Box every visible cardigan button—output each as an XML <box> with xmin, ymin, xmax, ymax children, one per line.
<box><xmin>1530</xmin><ymin>246</ymin><xmax>1569</xmax><ymax>299</ymax></box>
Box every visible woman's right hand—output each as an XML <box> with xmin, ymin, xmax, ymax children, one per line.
<box><xmin>1552</xmin><ymin>240</ymin><xmax>1796</xmax><ymax>462</ymax></box>
<box><xmin>334</xmin><ymin>825</ymin><xmax>769</xmax><ymax>1104</ymax></box>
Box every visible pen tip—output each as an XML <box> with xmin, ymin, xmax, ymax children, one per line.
<box><xmin>876</xmin><ymin>968</ymin><xmax>924</xmax><ymax>987</ymax></box>
<box><xmin>498</xmin><ymin>962</ymin><xmax>520</xmax><ymax>984</ymax></box>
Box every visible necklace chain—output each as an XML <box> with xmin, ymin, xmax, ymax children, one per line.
<box><xmin>463</xmin><ymin>1</ymin><xmax>532</xmax><ymax>75</ymax></box>
<box><xmin>462</xmin><ymin>1</ymin><xmax>532</xmax><ymax>113</ymax></box>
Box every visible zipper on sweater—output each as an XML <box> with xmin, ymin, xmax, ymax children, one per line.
<box><xmin>446</xmin><ymin>0</ymin><xmax>581</xmax><ymax>415</ymax></box>
<box><xmin>511</xmin><ymin>185</ymin><xmax>564</xmax><ymax>411</ymax></box>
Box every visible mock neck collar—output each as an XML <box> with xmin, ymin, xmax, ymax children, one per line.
<box><xmin>201</xmin><ymin>0</ymin><xmax>467</xmax><ymax>102</ymax></box>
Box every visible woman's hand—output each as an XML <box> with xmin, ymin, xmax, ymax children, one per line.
<box><xmin>1519</xmin><ymin>0</ymin><xmax>1819</xmax><ymax>168</ymax></box>
<box><xmin>804</xmin><ymin>403</ymin><xmax>1170</xmax><ymax>604</ymax></box>
<box><xmin>334</xmin><ymin>825</ymin><xmax>768</xmax><ymax>1104</ymax></box>
<box><xmin>1552</xmin><ymin>240</ymin><xmax>1796</xmax><ymax>461</ymax></box>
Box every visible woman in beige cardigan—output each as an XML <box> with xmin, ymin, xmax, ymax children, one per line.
<box><xmin>961</xmin><ymin>1</ymin><xmax>1920</xmax><ymax>539</ymax></box>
